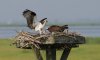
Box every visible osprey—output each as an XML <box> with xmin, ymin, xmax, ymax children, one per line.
<box><xmin>23</xmin><ymin>9</ymin><xmax>48</xmax><ymax>34</ymax></box>
<box><xmin>47</xmin><ymin>25</ymin><xmax>69</xmax><ymax>34</ymax></box>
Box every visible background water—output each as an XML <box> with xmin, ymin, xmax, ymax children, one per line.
<box><xmin>0</xmin><ymin>25</ymin><xmax>100</xmax><ymax>38</ymax></box>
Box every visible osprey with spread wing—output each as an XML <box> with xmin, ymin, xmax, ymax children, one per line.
<box><xmin>22</xmin><ymin>9</ymin><xmax>48</xmax><ymax>34</ymax></box>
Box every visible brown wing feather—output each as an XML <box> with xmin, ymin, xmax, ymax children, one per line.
<box><xmin>23</xmin><ymin>9</ymin><xmax>36</xmax><ymax>29</ymax></box>
<box><xmin>47</xmin><ymin>25</ymin><xmax>62</xmax><ymax>32</ymax></box>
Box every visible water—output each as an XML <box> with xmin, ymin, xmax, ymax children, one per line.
<box><xmin>0</xmin><ymin>26</ymin><xmax>100</xmax><ymax>38</ymax></box>
<box><xmin>69</xmin><ymin>25</ymin><xmax>100</xmax><ymax>37</ymax></box>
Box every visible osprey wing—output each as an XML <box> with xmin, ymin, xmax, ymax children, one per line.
<box><xmin>23</xmin><ymin>9</ymin><xmax>36</xmax><ymax>29</ymax></box>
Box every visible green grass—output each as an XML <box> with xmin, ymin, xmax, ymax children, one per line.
<box><xmin>0</xmin><ymin>37</ymin><xmax>100</xmax><ymax>60</ymax></box>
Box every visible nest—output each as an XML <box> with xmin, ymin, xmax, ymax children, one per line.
<box><xmin>13</xmin><ymin>31</ymin><xmax>85</xmax><ymax>49</ymax></box>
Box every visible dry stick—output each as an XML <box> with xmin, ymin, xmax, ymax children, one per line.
<box><xmin>16</xmin><ymin>32</ymin><xmax>42</xmax><ymax>49</ymax></box>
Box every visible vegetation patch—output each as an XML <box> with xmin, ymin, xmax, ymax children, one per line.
<box><xmin>0</xmin><ymin>38</ymin><xmax>100</xmax><ymax>60</ymax></box>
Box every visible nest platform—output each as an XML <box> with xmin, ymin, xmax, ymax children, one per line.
<box><xmin>13</xmin><ymin>31</ymin><xmax>85</xmax><ymax>60</ymax></box>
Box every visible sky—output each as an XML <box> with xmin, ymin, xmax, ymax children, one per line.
<box><xmin>0</xmin><ymin>0</ymin><xmax>100</xmax><ymax>24</ymax></box>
